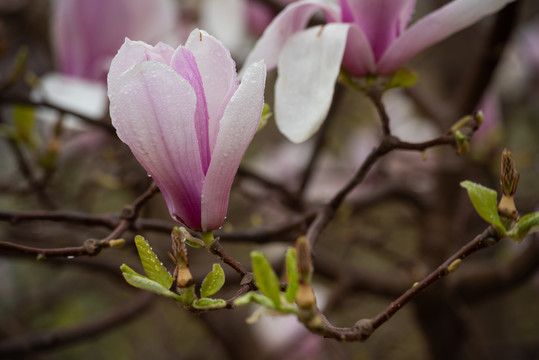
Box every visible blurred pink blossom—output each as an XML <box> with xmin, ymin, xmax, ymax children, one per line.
<box><xmin>243</xmin><ymin>0</ymin><xmax>517</xmax><ymax>143</ymax></box>
<box><xmin>52</xmin><ymin>0</ymin><xmax>177</xmax><ymax>82</ymax></box>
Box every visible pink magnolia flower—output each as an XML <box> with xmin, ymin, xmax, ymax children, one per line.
<box><xmin>243</xmin><ymin>0</ymin><xmax>517</xmax><ymax>143</ymax></box>
<box><xmin>107</xmin><ymin>29</ymin><xmax>266</xmax><ymax>232</ymax></box>
<box><xmin>52</xmin><ymin>0</ymin><xmax>177</xmax><ymax>82</ymax></box>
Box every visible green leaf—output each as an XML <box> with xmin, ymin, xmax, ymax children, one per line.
<box><xmin>507</xmin><ymin>212</ymin><xmax>539</xmax><ymax>242</ymax></box>
<box><xmin>233</xmin><ymin>292</ymin><xmax>275</xmax><ymax>308</ymax></box>
<box><xmin>385</xmin><ymin>68</ymin><xmax>418</xmax><ymax>90</ymax></box>
<box><xmin>192</xmin><ymin>298</ymin><xmax>227</xmax><ymax>310</ymax></box>
<box><xmin>13</xmin><ymin>105</ymin><xmax>37</xmax><ymax>147</ymax></box>
<box><xmin>134</xmin><ymin>235</ymin><xmax>173</xmax><ymax>289</ymax></box>
<box><xmin>120</xmin><ymin>264</ymin><xmax>182</xmax><ymax>302</ymax></box>
<box><xmin>251</xmin><ymin>251</ymin><xmax>281</xmax><ymax>308</ymax></box>
<box><xmin>200</xmin><ymin>263</ymin><xmax>225</xmax><ymax>298</ymax></box>
<box><xmin>284</xmin><ymin>248</ymin><xmax>299</xmax><ymax>303</ymax></box>
<box><xmin>257</xmin><ymin>103</ymin><xmax>272</xmax><ymax>132</ymax></box>
<box><xmin>185</xmin><ymin>239</ymin><xmax>205</xmax><ymax>248</ymax></box>
<box><xmin>460</xmin><ymin>181</ymin><xmax>505</xmax><ymax>234</ymax></box>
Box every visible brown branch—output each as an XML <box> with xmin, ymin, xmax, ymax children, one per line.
<box><xmin>452</xmin><ymin>233</ymin><xmax>539</xmax><ymax>303</ymax></box>
<box><xmin>5</xmin><ymin>137</ymin><xmax>56</xmax><ymax>209</ymax></box>
<box><xmin>457</xmin><ymin>1</ymin><xmax>520</xmax><ymax>115</ymax></box>
<box><xmin>0</xmin><ymin>92</ymin><xmax>116</xmax><ymax>134</ymax></box>
<box><xmin>0</xmin><ymin>238</ymin><xmax>113</xmax><ymax>258</ymax></box>
<box><xmin>298</xmin><ymin>226</ymin><xmax>502</xmax><ymax>341</ymax></box>
<box><xmin>208</xmin><ymin>239</ymin><xmax>249</xmax><ymax>277</ymax></box>
<box><xmin>0</xmin><ymin>182</ymin><xmax>159</xmax><ymax>259</ymax></box>
<box><xmin>237</xmin><ymin>166</ymin><xmax>302</xmax><ymax>210</ymax></box>
<box><xmin>368</xmin><ymin>88</ymin><xmax>391</xmax><ymax>136</ymax></box>
<box><xmin>306</xmin><ymin>112</ymin><xmax>481</xmax><ymax>246</ymax></box>
<box><xmin>0</xmin><ymin>292</ymin><xmax>154</xmax><ymax>356</ymax></box>
<box><xmin>0</xmin><ymin>209</ymin><xmax>117</xmax><ymax>227</ymax></box>
<box><xmin>297</xmin><ymin>84</ymin><xmax>345</xmax><ymax>196</ymax></box>
<box><xmin>0</xmin><ymin>208</ymin><xmax>316</xmax><ymax>244</ymax></box>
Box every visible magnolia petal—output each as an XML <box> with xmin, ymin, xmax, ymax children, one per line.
<box><xmin>341</xmin><ymin>24</ymin><xmax>376</xmax><ymax>77</ymax></box>
<box><xmin>378</xmin><ymin>0</ymin><xmax>517</xmax><ymax>74</ymax></box>
<box><xmin>201</xmin><ymin>61</ymin><xmax>266</xmax><ymax>232</ymax></box>
<box><xmin>109</xmin><ymin>61</ymin><xmax>205</xmax><ymax>230</ymax></box>
<box><xmin>275</xmin><ymin>24</ymin><xmax>349</xmax><ymax>143</ymax></box>
<box><xmin>171</xmin><ymin>46</ymin><xmax>211</xmax><ymax>173</ymax></box>
<box><xmin>340</xmin><ymin>0</ymin><xmax>416</xmax><ymax>60</ymax></box>
<box><xmin>52</xmin><ymin>0</ymin><xmax>176</xmax><ymax>81</ymax></box>
<box><xmin>52</xmin><ymin>0</ymin><xmax>131</xmax><ymax>81</ymax></box>
<box><xmin>185</xmin><ymin>29</ymin><xmax>239</xmax><ymax>153</ymax></box>
<box><xmin>242</xmin><ymin>0</ymin><xmax>340</xmax><ymax>73</ymax></box>
<box><xmin>107</xmin><ymin>39</ymin><xmax>174</xmax><ymax>96</ymax></box>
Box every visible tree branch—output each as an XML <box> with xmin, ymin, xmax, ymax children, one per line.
<box><xmin>298</xmin><ymin>226</ymin><xmax>502</xmax><ymax>341</ymax></box>
<box><xmin>0</xmin><ymin>292</ymin><xmax>154</xmax><ymax>356</ymax></box>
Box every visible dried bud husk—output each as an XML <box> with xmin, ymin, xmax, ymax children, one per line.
<box><xmin>296</xmin><ymin>236</ymin><xmax>313</xmax><ymax>282</ymax></box>
<box><xmin>500</xmin><ymin>148</ymin><xmax>519</xmax><ymax>197</ymax></box>
<box><xmin>498</xmin><ymin>149</ymin><xmax>519</xmax><ymax>222</ymax></box>
<box><xmin>171</xmin><ymin>227</ymin><xmax>194</xmax><ymax>288</ymax></box>
<box><xmin>172</xmin><ymin>227</ymin><xmax>189</xmax><ymax>267</ymax></box>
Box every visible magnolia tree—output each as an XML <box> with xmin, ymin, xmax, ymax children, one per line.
<box><xmin>0</xmin><ymin>0</ymin><xmax>538</xmax><ymax>359</ymax></box>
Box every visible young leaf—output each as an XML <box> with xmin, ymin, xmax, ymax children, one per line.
<box><xmin>13</xmin><ymin>105</ymin><xmax>37</xmax><ymax>147</ymax></box>
<box><xmin>134</xmin><ymin>235</ymin><xmax>173</xmax><ymax>289</ymax></box>
<box><xmin>200</xmin><ymin>263</ymin><xmax>225</xmax><ymax>298</ymax></box>
<box><xmin>251</xmin><ymin>251</ymin><xmax>281</xmax><ymax>308</ymax></box>
<box><xmin>120</xmin><ymin>264</ymin><xmax>182</xmax><ymax>302</ymax></box>
<box><xmin>507</xmin><ymin>212</ymin><xmax>539</xmax><ymax>243</ymax></box>
<box><xmin>233</xmin><ymin>292</ymin><xmax>275</xmax><ymax>308</ymax></box>
<box><xmin>460</xmin><ymin>181</ymin><xmax>505</xmax><ymax>234</ymax></box>
<box><xmin>284</xmin><ymin>248</ymin><xmax>299</xmax><ymax>303</ymax></box>
<box><xmin>385</xmin><ymin>68</ymin><xmax>418</xmax><ymax>90</ymax></box>
<box><xmin>257</xmin><ymin>103</ymin><xmax>272</xmax><ymax>132</ymax></box>
<box><xmin>192</xmin><ymin>298</ymin><xmax>227</xmax><ymax>310</ymax></box>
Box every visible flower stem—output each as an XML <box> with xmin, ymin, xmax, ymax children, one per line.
<box><xmin>201</xmin><ymin>231</ymin><xmax>215</xmax><ymax>247</ymax></box>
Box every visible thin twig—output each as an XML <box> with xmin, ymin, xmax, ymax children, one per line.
<box><xmin>456</xmin><ymin>2</ymin><xmax>520</xmax><ymax>115</ymax></box>
<box><xmin>299</xmin><ymin>226</ymin><xmax>501</xmax><ymax>341</ymax></box>
<box><xmin>368</xmin><ymin>88</ymin><xmax>391</xmax><ymax>136</ymax></box>
<box><xmin>237</xmin><ymin>166</ymin><xmax>302</xmax><ymax>209</ymax></box>
<box><xmin>0</xmin><ymin>93</ymin><xmax>116</xmax><ymax>134</ymax></box>
<box><xmin>6</xmin><ymin>137</ymin><xmax>56</xmax><ymax>209</ymax></box>
<box><xmin>297</xmin><ymin>84</ymin><xmax>345</xmax><ymax>196</ymax></box>
<box><xmin>0</xmin><ymin>292</ymin><xmax>154</xmax><ymax>356</ymax></box>
<box><xmin>0</xmin><ymin>182</ymin><xmax>159</xmax><ymax>259</ymax></box>
<box><xmin>306</xmin><ymin>115</ymin><xmax>479</xmax><ymax>246</ymax></box>
<box><xmin>208</xmin><ymin>240</ymin><xmax>248</xmax><ymax>277</ymax></box>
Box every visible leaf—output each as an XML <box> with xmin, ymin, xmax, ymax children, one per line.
<box><xmin>284</xmin><ymin>248</ymin><xmax>299</xmax><ymax>303</ymax></box>
<box><xmin>460</xmin><ymin>181</ymin><xmax>505</xmax><ymax>234</ymax></box>
<box><xmin>192</xmin><ymin>298</ymin><xmax>227</xmax><ymax>310</ymax></box>
<box><xmin>134</xmin><ymin>235</ymin><xmax>173</xmax><ymax>289</ymax></box>
<box><xmin>385</xmin><ymin>68</ymin><xmax>418</xmax><ymax>90</ymax></box>
<box><xmin>251</xmin><ymin>251</ymin><xmax>282</xmax><ymax>308</ymax></box>
<box><xmin>185</xmin><ymin>239</ymin><xmax>205</xmax><ymax>248</ymax></box>
<box><xmin>257</xmin><ymin>103</ymin><xmax>272</xmax><ymax>132</ymax></box>
<box><xmin>13</xmin><ymin>105</ymin><xmax>37</xmax><ymax>147</ymax></box>
<box><xmin>120</xmin><ymin>264</ymin><xmax>182</xmax><ymax>302</ymax></box>
<box><xmin>507</xmin><ymin>212</ymin><xmax>539</xmax><ymax>243</ymax></box>
<box><xmin>200</xmin><ymin>263</ymin><xmax>225</xmax><ymax>298</ymax></box>
<box><xmin>233</xmin><ymin>292</ymin><xmax>275</xmax><ymax>308</ymax></box>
